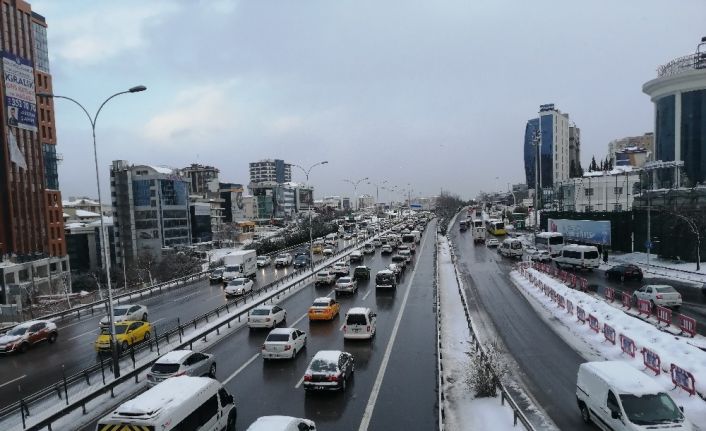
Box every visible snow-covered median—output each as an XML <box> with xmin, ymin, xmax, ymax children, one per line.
<box><xmin>438</xmin><ymin>236</ymin><xmax>527</xmax><ymax>431</ymax></box>
<box><xmin>511</xmin><ymin>266</ymin><xmax>706</xmax><ymax>426</ymax></box>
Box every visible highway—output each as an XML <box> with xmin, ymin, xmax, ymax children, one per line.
<box><xmin>0</xmin><ymin>241</ymin><xmax>350</xmax><ymax>409</ymax></box>
<box><xmin>80</xmin><ymin>221</ymin><xmax>438</xmax><ymax>430</ymax></box>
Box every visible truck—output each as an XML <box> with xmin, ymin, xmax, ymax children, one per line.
<box><xmin>471</xmin><ymin>219</ymin><xmax>486</xmax><ymax>244</ymax></box>
<box><xmin>222</xmin><ymin>250</ymin><xmax>257</xmax><ymax>281</ymax></box>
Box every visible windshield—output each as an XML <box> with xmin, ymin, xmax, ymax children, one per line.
<box><xmin>338</xmin><ymin>277</ymin><xmax>351</xmax><ymax>283</ymax></box>
<box><xmin>266</xmin><ymin>333</ymin><xmax>290</xmax><ymax>342</ymax></box>
<box><xmin>251</xmin><ymin>309</ymin><xmax>270</xmax><ymax>316</ymax></box>
<box><xmin>655</xmin><ymin>286</ymin><xmax>677</xmax><ymax>293</ymax></box>
<box><xmin>151</xmin><ymin>363</ymin><xmax>180</xmax><ymax>374</ymax></box>
<box><xmin>310</xmin><ymin>359</ymin><xmax>338</xmax><ymax>372</ymax></box>
<box><xmin>229</xmin><ymin>279</ymin><xmax>245</xmax><ymax>286</ymax></box>
<box><xmin>225</xmin><ymin>265</ymin><xmax>240</xmax><ymax>272</ymax></box>
<box><xmin>7</xmin><ymin>326</ymin><xmax>28</xmax><ymax>336</ymax></box>
<box><xmin>549</xmin><ymin>236</ymin><xmax>564</xmax><ymax>245</ymax></box>
<box><xmin>113</xmin><ymin>308</ymin><xmax>129</xmax><ymax>316</ymax></box>
<box><xmin>102</xmin><ymin>325</ymin><xmax>129</xmax><ymax>335</ymax></box>
<box><xmin>277</xmin><ymin>254</ymin><xmax>288</xmax><ymax>259</ymax></box>
<box><xmin>346</xmin><ymin>314</ymin><xmax>367</xmax><ymax>325</ymax></box>
<box><xmin>620</xmin><ymin>393</ymin><xmax>683</xmax><ymax>425</ymax></box>
<box><xmin>312</xmin><ymin>301</ymin><xmax>330</xmax><ymax>307</ymax></box>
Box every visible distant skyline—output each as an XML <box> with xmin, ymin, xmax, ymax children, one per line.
<box><xmin>34</xmin><ymin>0</ymin><xmax>706</xmax><ymax>201</ymax></box>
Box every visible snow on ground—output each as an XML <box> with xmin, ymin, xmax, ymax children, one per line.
<box><xmin>511</xmin><ymin>267</ymin><xmax>706</xmax><ymax>427</ymax></box>
<box><xmin>608</xmin><ymin>251</ymin><xmax>706</xmax><ymax>287</ymax></box>
<box><xmin>438</xmin><ymin>236</ymin><xmax>525</xmax><ymax>431</ymax></box>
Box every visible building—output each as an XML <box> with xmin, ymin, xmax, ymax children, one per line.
<box><xmin>642</xmin><ymin>38</ymin><xmax>706</xmax><ymax>187</ymax></box>
<box><xmin>249</xmin><ymin>159</ymin><xmax>291</xmax><ymax>184</ymax></box>
<box><xmin>608</xmin><ymin>133</ymin><xmax>654</xmax><ymax>164</ymax></box>
<box><xmin>110</xmin><ymin>161</ymin><xmax>192</xmax><ymax>265</ymax></box>
<box><xmin>62</xmin><ymin>197</ymin><xmax>102</xmax><ymax>215</ymax></box>
<box><xmin>189</xmin><ymin>202</ymin><xmax>212</xmax><ymax>243</ymax></box>
<box><xmin>0</xmin><ymin>2</ymin><xmax>71</xmax><ymax>301</ymax></box>
<box><xmin>179</xmin><ymin>164</ymin><xmax>219</xmax><ymax>198</ymax></box>
<box><xmin>524</xmin><ymin>104</ymin><xmax>571</xmax><ymax>190</ymax></box>
<box><xmin>553</xmin><ymin>166</ymin><xmax>641</xmax><ymax>212</ymax></box>
<box><xmin>65</xmin><ymin>217</ymin><xmax>117</xmax><ymax>273</ymax></box>
<box><xmin>295</xmin><ymin>185</ymin><xmax>314</xmax><ymax>212</ymax></box>
<box><xmin>569</xmin><ymin>125</ymin><xmax>582</xmax><ymax>177</ymax></box>
<box><xmin>358</xmin><ymin>194</ymin><xmax>375</xmax><ymax>209</ymax></box>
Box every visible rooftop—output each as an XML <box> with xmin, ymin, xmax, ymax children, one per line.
<box><xmin>155</xmin><ymin>350</ymin><xmax>193</xmax><ymax>364</ymax></box>
<box><xmin>115</xmin><ymin>376</ymin><xmax>213</xmax><ymax>417</ymax></box>
<box><xmin>581</xmin><ymin>361</ymin><xmax>662</xmax><ymax>396</ymax></box>
<box><xmin>657</xmin><ymin>52</ymin><xmax>706</xmax><ymax>78</ymax></box>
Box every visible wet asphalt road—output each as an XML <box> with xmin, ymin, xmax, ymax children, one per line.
<box><xmin>79</xmin><ymin>222</ymin><xmax>438</xmax><ymax>431</ymax></box>
<box><xmin>449</xmin><ymin>222</ymin><xmax>592</xmax><ymax>431</ymax></box>
<box><xmin>0</xmin><ymin>241</ymin><xmax>351</xmax><ymax>410</ymax></box>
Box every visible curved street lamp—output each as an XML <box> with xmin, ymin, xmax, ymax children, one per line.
<box><xmin>292</xmin><ymin>161</ymin><xmax>328</xmax><ymax>270</ymax></box>
<box><xmin>367</xmin><ymin>180</ymin><xmax>387</xmax><ymax>211</ymax></box>
<box><xmin>343</xmin><ymin>177</ymin><xmax>369</xmax><ymax>211</ymax></box>
<box><xmin>38</xmin><ymin>85</ymin><xmax>147</xmax><ymax>377</ymax></box>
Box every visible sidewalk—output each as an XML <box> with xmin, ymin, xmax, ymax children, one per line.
<box><xmin>606</xmin><ymin>252</ymin><xmax>706</xmax><ymax>288</ymax></box>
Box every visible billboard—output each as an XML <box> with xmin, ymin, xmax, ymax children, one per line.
<box><xmin>230</xmin><ymin>185</ymin><xmax>245</xmax><ymax>221</ymax></box>
<box><xmin>298</xmin><ymin>188</ymin><xmax>313</xmax><ymax>206</ymax></box>
<box><xmin>3</xmin><ymin>53</ymin><xmax>37</xmax><ymax>131</ymax></box>
<box><xmin>548</xmin><ymin>218</ymin><xmax>611</xmax><ymax>246</ymax></box>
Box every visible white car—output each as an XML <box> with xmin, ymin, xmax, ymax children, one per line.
<box><xmin>248</xmin><ymin>305</ymin><xmax>286</xmax><ymax>329</ymax></box>
<box><xmin>274</xmin><ymin>253</ymin><xmax>292</xmax><ymax>268</ymax></box>
<box><xmin>486</xmin><ymin>238</ymin><xmax>499</xmax><ymax>247</ymax></box>
<box><xmin>224</xmin><ymin>278</ymin><xmax>254</xmax><ymax>297</ymax></box>
<box><xmin>335</xmin><ymin>277</ymin><xmax>358</xmax><ymax>295</ymax></box>
<box><xmin>256</xmin><ymin>255</ymin><xmax>272</xmax><ymax>268</ymax></box>
<box><xmin>332</xmin><ymin>262</ymin><xmax>350</xmax><ymax>276</ymax></box>
<box><xmin>349</xmin><ymin>250</ymin><xmax>364</xmax><ymax>263</ymax></box>
<box><xmin>261</xmin><ymin>328</ymin><xmax>307</xmax><ymax>360</ymax></box>
<box><xmin>372</xmin><ymin>238</ymin><xmax>382</xmax><ymax>247</ymax></box>
<box><xmin>147</xmin><ymin>350</ymin><xmax>216</xmax><ymax>387</ymax></box>
<box><xmin>381</xmin><ymin>244</ymin><xmax>393</xmax><ymax>254</ymax></box>
<box><xmin>100</xmin><ymin>304</ymin><xmax>148</xmax><ymax>326</ymax></box>
<box><xmin>633</xmin><ymin>285</ymin><xmax>682</xmax><ymax>309</ymax></box>
<box><xmin>363</xmin><ymin>243</ymin><xmax>375</xmax><ymax>254</ymax></box>
<box><xmin>323</xmin><ymin>247</ymin><xmax>334</xmax><ymax>256</ymax></box>
<box><xmin>398</xmin><ymin>249</ymin><xmax>412</xmax><ymax>264</ymax></box>
<box><xmin>247</xmin><ymin>416</ymin><xmax>316</xmax><ymax>431</ymax></box>
<box><xmin>526</xmin><ymin>248</ymin><xmax>551</xmax><ymax>262</ymax></box>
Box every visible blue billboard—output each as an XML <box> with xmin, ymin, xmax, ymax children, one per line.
<box><xmin>548</xmin><ymin>219</ymin><xmax>611</xmax><ymax>246</ymax></box>
<box><xmin>2</xmin><ymin>52</ymin><xmax>37</xmax><ymax>132</ymax></box>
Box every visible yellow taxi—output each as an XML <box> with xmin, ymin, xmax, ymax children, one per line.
<box><xmin>308</xmin><ymin>297</ymin><xmax>340</xmax><ymax>321</ymax></box>
<box><xmin>94</xmin><ymin>320</ymin><xmax>152</xmax><ymax>352</ymax></box>
<box><xmin>312</xmin><ymin>242</ymin><xmax>324</xmax><ymax>254</ymax></box>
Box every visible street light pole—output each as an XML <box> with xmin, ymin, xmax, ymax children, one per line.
<box><xmin>367</xmin><ymin>180</ymin><xmax>387</xmax><ymax>213</ymax></box>
<box><xmin>292</xmin><ymin>161</ymin><xmax>328</xmax><ymax>271</ymax></box>
<box><xmin>343</xmin><ymin>177</ymin><xmax>369</xmax><ymax>211</ymax></box>
<box><xmin>533</xmin><ymin>130</ymin><xmax>541</xmax><ymax>232</ymax></box>
<box><xmin>39</xmin><ymin>85</ymin><xmax>147</xmax><ymax>378</ymax></box>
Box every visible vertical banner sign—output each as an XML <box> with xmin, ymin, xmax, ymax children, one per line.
<box><xmin>2</xmin><ymin>53</ymin><xmax>37</xmax><ymax>131</ymax></box>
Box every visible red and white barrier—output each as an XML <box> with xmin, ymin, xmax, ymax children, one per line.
<box><xmin>566</xmin><ymin>299</ymin><xmax>574</xmax><ymax>315</ymax></box>
<box><xmin>637</xmin><ymin>299</ymin><xmax>651</xmax><ymax>317</ymax></box>
<box><xmin>620</xmin><ymin>334</ymin><xmax>636</xmax><ymax>358</ymax></box>
<box><xmin>621</xmin><ymin>292</ymin><xmax>631</xmax><ymax>310</ymax></box>
<box><xmin>641</xmin><ymin>347</ymin><xmax>660</xmax><ymax>375</ymax></box>
<box><xmin>603</xmin><ymin>323</ymin><xmax>616</xmax><ymax>344</ymax></box>
<box><xmin>577</xmin><ymin>306</ymin><xmax>586</xmax><ymax>323</ymax></box>
<box><xmin>604</xmin><ymin>287</ymin><xmax>615</xmax><ymax>303</ymax></box>
<box><xmin>678</xmin><ymin>315</ymin><xmax>697</xmax><ymax>338</ymax></box>
<box><xmin>671</xmin><ymin>364</ymin><xmax>696</xmax><ymax>396</ymax></box>
<box><xmin>588</xmin><ymin>314</ymin><xmax>600</xmax><ymax>333</ymax></box>
<box><xmin>656</xmin><ymin>306</ymin><xmax>672</xmax><ymax>327</ymax></box>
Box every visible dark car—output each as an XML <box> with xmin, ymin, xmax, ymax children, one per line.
<box><xmin>209</xmin><ymin>268</ymin><xmax>224</xmax><ymax>284</ymax></box>
<box><xmin>353</xmin><ymin>266</ymin><xmax>371</xmax><ymax>280</ymax></box>
<box><xmin>293</xmin><ymin>255</ymin><xmax>311</xmax><ymax>269</ymax></box>
<box><xmin>605</xmin><ymin>264</ymin><xmax>643</xmax><ymax>282</ymax></box>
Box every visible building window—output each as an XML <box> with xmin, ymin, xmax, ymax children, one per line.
<box><xmin>681</xmin><ymin>89</ymin><xmax>706</xmax><ymax>185</ymax></box>
<box><xmin>613</xmin><ymin>204</ymin><xmax>623</xmax><ymax>211</ymax></box>
<box><xmin>585</xmin><ymin>205</ymin><xmax>593</xmax><ymax>212</ymax></box>
<box><xmin>32</xmin><ymin>22</ymin><xmax>50</xmax><ymax>73</ymax></box>
<box><xmin>43</xmin><ymin>143</ymin><xmax>59</xmax><ymax>190</ymax></box>
<box><xmin>655</xmin><ymin>95</ymin><xmax>675</xmax><ymax>162</ymax></box>
<box><xmin>584</xmin><ymin>188</ymin><xmax>594</xmax><ymax>197</ymax></box>
<box><xmin>613</xmin><ymin>187</ymin><xmax>623</xmax><ymax>195</ymax></box>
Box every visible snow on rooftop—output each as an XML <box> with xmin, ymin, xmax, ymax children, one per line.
<box><xmin>115</xmin><ymin>376</ymin><xmax>212</xmax><ymax>416</ymax></box>
<box><xmin>312</xmin><ymin>350</ymin><xmax>343</xmax><ymax>363</ymax></box>
<box><xmin>582</xmin><ymin>361</ymin><xmax>663</xmax><ymax>395</ymax></box>
<box><xmin>146</xmin><ymin>165</ymin><xmax>174</xmax><ymax>175</ymax></box>
<box><xmin>347</xmin><ymin>307</ymin><xmax>369</xmax><ymax>314</ymax></box>
<box><xmin>249</xmin><ymin>416</ymin><xmax>301</xmax><ymax>428</ymax></box>
<box><xmin>155</xmin><ymin>349</ymin><xmax>193</xmax><ymax>364</ymax></box>
<box><xmin>75</xmin><ymin>209</ymin><xmax>100</xmax><ymax>217</ymax></box>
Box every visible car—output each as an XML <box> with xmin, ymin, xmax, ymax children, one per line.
<box><xmin>293</xmin><ymin>255</ymin><xmax>311</xmax><ymax>269</ymax></box>
<box><xmin>312</xmin><ymin>243</ymin><xmax>324</xmax><ymax>254</ymax></box>
<box><xmin>332</xmin><ymin>261</ymin><xmax>350</xmax><ymax>276</ymax></box>
<box><xmin>224</xmin><ymin>277</ymin><xmax>254</xmax><ymax>297</ymax></box>
<box><xmin>605</xmin><ymin>264</ymin><xmax>643</xmax><ymax>282</ymax></box>
<box><xmin>323</xmin><ymin>247</ymin><xmax>335</xmax><ymax>256</ymax></box>
<box><xmin>302</xmin><ymin>350</ymin><xmax>355</xmax><ymax>392</ymax></box>
<box><xmin>398</xmin><ymin>249</ymin><xmax>413</xmax><ymax>264</ymax></box>
<box><xmin>324</xmin><ymin>238</ymin><xmax>338</xmax><ymax>247</ymax></box>
<box><xmin>353</xmin><ymin>265</ymin><xmax>371</xmax><ymax>280</ymax></box>
<box><xmin>372</xmin><ymin>238</ymin><xmax>382</xmax><ymax>247</ymax></box>
<box><xmin>0</xmin><ymin>320</ymin><xmax>58</xmax><ymax>354</ymax></box>
<box><xmin>315</xmin><ymin>270</ymin><xmax>337</xmax><ymax>286</ymax></box>
<box><xmin>209</xmin><ymin>268</ymin><xmax>224</xmax><ymax>283</ymax></box>
<box><xmin>335</xmin><ymin>277</ymin><xmax>358</xmax><ymax>296</ymax></box>
<box><xmin>146</xmin><ymin>350</ymin><xmax>216</xmax><ymax>387</ymax></box>
<box><xmin>633</xmin><ymin>284</ymin><xmax>682</xmax><ymax>309</ymax></box>
<box><xmin>343</xmin><ymin>233</ymin><xmax>353</xmax><ymax>240</ymax></box>
<box><xmin>248</xmin><ymin>304</ymin><xmax>287</xmax><ymax>329</ymax></box>
<box><xmin>274</xmin><ymin>253</ymin><xmax>293</xmax><ymax>268</ymax></box>
<box><xmin>526</xmin><ymin>248</ymin><xmax>551</xmax><ymax>262</ymax></box>
<box><xmin>486</xmin><ymin>238</ymin><xmax>499</xmax><ymax>247</ymax></box>
<box><xmin>247</xmin><ymin>416</ymin><xmax>316</xmax><ymax>431</ymax></box>
<box><xmin>349</xmin><ymin>250</ymin><xmax>364</xmax><ymax>263</ymax></box>
<box><xmin>308</xmin><ymin>297</ymin><xmax>340</xmax><ymax>321</ymax></box>
<box><xmin>95</xmin><ymin>320</ymin><xmax>151</xmax><ymax>352</ymax></box>
<box><xmin>381</xmin><ymin>244</ymin><xmax>393</xmax><ymax>254</ymax></box>
<box><xmin>100</xmin><ymin>304</ymin><xmax>148</xmax><ymax>326</ymax></box>
<box><xmin>362</xmin><ymin>243</ymin><xmax>375</xmax><ymax>254</ymax></box>
<box><xmin>388</xmin><ymin>263</ymin><xmax>402</xmax><ymax>280</ymax></box>
<box><xmin>391</xmin><ymin>254</ymin><xmax>407</xmax><ymax>269</ymax></box>
<box><xmin>261</xmin><ymin>328</ymin><xmax>307</xmax><ymax>360</ymax></box>
<box><xmin>343</xmin><ymin>307</ymin><xmax>376</xmax><ymax>340</ymax></box>
<box><xmin>257</xmin><ymin>255</ymin><xmax>272</xmax><ymax>267</ymax></box>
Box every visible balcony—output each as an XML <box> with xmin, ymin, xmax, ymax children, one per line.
<box><xmin>657</xmin><ymin>52</ymin><xmax>706</xmax><ymax>78</ymax></box>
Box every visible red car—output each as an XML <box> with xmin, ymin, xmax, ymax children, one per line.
<box><xmin>0</xmin><ymin>320</ymin><xmax>58</xmax><ymax>353</ymax></box>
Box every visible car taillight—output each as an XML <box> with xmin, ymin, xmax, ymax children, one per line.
<box><xmin>328</xmin><ymin>374</ymin><xmax>340</xmax><ymax>382</ymax></box>
<box><xmin>656</xmin><ymin>294</ymin><xmax>663</xmax><ymax>299</ymax></box>
<box><xmin>343</xmin><ymin>325</ymin><xmax>347</xmax><ymax>332</ymax></box>
<box><xmin>367</xmin><ymin>326</ymin><xmax>370</xmax><ymax>332</ymax></box>
<box><xmin>261</xmin><ymin>344</ymin><xmax>266</xmax><ymax>350</ymax></box>
<box><xmin>304</xmin><ymin>374</ymin><xmax>312</xmax><ymax>382</ymax></box>
<box><xmin>284</xmin><ymin>344</ymin><xmax>292</xmax><ymax>351</ymax></box>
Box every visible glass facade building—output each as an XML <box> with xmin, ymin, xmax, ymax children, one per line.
<box><xmin>681</xmin><ymin>89</ymin><xmax>706</xmax><ymax>185</ymax></box>
<box><xmin>524</xmin><ymin>118</ymin><xmax>539</xmax><ymax>188</ymax></box>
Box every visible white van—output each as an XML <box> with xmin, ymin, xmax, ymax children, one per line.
<box><xmin>343</xmin><ymin>307</ymin><xmax>377</xmax><ymax>340</ymax></box>
<box><xmin>554</xmin><ymin>244</ymin><xmax>600</xmax><ymax>269</ymax></box>
<box><xmin>576</xmin><ymin>361</ymin><xmax>692</xmax><ymax>431</ymax></box>
<box><xmin>96</xmin><ymin>376</ymin><xmax>236</xmax><ymax>431</ymax></box>
<box><xmin>498</xmin><ymin>238</ymin><xmax>523</xmax><ymax>258</ymax></box>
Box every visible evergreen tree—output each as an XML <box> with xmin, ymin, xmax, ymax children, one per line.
<box><xmin>589</xmin><ymin>156</ymin><xmax>598</xmax><ymax>172</ymax></box>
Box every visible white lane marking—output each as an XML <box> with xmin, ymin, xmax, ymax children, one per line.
<box><xmin>151</xmin><ymin>318</ymin><xmax>165</xmax><ymax>325</ymax></box>
<box><xmin>223</xmin><ymin>352</ymin><xmax>260</xmax><ymax>385</ymax></box>
<box><xmin>58</xmin><ymin>316</ymin><xmax>101</xmax><ymax>330</ymax></box>
<box><xmin>68</xmin><ymin>329</ymin><xmax>98</xmax><ymax>341</ymax></box>
<box><xmin>172</xmin><ymin>290</ymin><xmax>201</xmax><ymax>302</ymax></box>
<box><xmin>0</xmin><ymin>374</ymin><xmax>26</xmax><ymax>389</ymax></box>
<box><xmin>294</xmin><ymin>374</ymin><xmax>305</xmax><ymax>389</ymax></box>
<box><xmin>291</xmin><ymin>312</ymin><xmax>308</xmax><ymax>327</ymax></box>
<box><xmin>362</xmin><ymin>289</ymin><xmax>372</xmax><ymax>301</ymax></box>
<box><xmin>357</xmin><ymin>227</ymin><xmax>429</xmax><ymax>431</ymax></box>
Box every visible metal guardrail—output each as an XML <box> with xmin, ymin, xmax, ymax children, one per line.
<box><xmin>6</xmin><ymin>232</ymin><xmax>382</xmax><ymax>430</ymax></box>
<box><xmin>446</xmin><ymin>237</ymin><xmax>535</xmax><ymax>430</ymax></box>
<box><xmin>433</xmin><ymin>232</ymin><xmax>445</xmax><ymax>431</ymax></box>
<box><xmin>657</xmin><ymin>52</ymin><xmax>706</xmax><ymax>78</ymax></box>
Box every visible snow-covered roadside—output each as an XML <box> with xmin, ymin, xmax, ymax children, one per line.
<box><xmin>438</xmin><ymin>236</ymin><xmax>527</xmax><ymax>431</ymax></box>
<box><xmin>607</xmin><ymin>252</ymin><xmax>706</xmax><ymax>287</ymax></box>
<box><xmin>511</xmin><ymin>267</ymin><xmax>706</xmax><ymax>427</ymax></box>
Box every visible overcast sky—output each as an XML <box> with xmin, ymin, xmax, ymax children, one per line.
<box><xmin>36</xmin><ymin>0</ymin><xmax>706</xmax><ymax>202</ymax></box>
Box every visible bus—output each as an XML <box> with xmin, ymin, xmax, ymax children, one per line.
<box><xmin>471</xmin><ymin>219</ymin><xmax>486</xmax><ymax>244</ymax></box>
<box><xmin>535</xmin><ymin>232</ymin><xmax>564</xmax><ymax>257</ymax></box>
<box><xmin>486</xmin><ymin>219</ymin><xmax>506</xmax><ymax>236</ymax></box>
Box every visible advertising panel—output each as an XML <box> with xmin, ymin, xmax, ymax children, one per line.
<box><xmin>298</xmin><ymin>188</ymin><xmax>313</xmax><ymax>206</ymax></box>
<box><xmin>230</xmin><ymin>185</ymin><xmax>245</xmax><ymax>221</ymax></box>
<box><xmin>2</xmin><ymin>53</ymin><xmax>37</xmax><ymax>131</ymax></box>
<box><xmin>548</xmin><ymin>218</ymin><xmax>611</xmax><ymax>246</ymax></box>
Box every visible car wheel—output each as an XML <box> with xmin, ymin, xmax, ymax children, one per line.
<box><xmin>580</xmin><ymin>403</ymin><xmax>591</xmax><ymax>424</ymax></box>
<box><xmin>142</xmin><ymin>313</ymin><xmax>148</xmax><ymax>321</ymax></box>
<box><xmin>209</xmin><ymin>363</ymin><xmax>217</xmax><ymax>378</ymax></box>
<box><xmin>121</xmin><ymin>341</ymin><xmax>129</xmax><ymax>352</ymax></box>
<box><xmin>143</xmin><ymin>331</ymin><xmax>150</xmax><ymax>341</ymax></box>
<box><xmin>341</xmin><ymin>377</ymin><xmax>347</xmax><ymax>392</ymax></box>
<box><xmin>19</xmin><ymin>342</ymin><xmax>29</xmax><ymax>353</ymax></box>
<box><xmin>48</xmin><ymin>332</ymin><xmax>58</xmax><ymax>344</ymax></box>
<box><xmin>272</xmin><ymin>320</ymin><xmax>277</xmax><ymax>328</ymax></box>
<box><xmin>620</xmin><ymin>275</ymin><xmax>625</xmax><ymax>282</ymax></box>
<box><xmin>226</xmin><ymin>409</ymin><xmax>237</xmax><ymax>431</ymax></box>
<box><xmin>291</xmin><ymin>348</ymin><xmax>297</xmax><ymax>359</ymax></box>
<box><xmin>674</xmin><ymin>305</ymin><xmax>681</xmax><ymax>311</ymax></box>
<box><xmin>633</xmin><ymin>294</ymin><xmax>638</xmax><ymax>304</ymax></box>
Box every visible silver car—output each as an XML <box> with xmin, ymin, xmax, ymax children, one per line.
<box><xmin>146</xmin><ymin>349</ymin><xmax>216</xmax><ymax>387</ymax></box>
<box><xmin>335</xmin><ymin>277</ymin><xmax>358</xmax><ymax>296</ymax></box>
<box><xmin>100</xmin><ymin>304</ymin><xmax>148</xmax><ymax>326</ymax></box>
